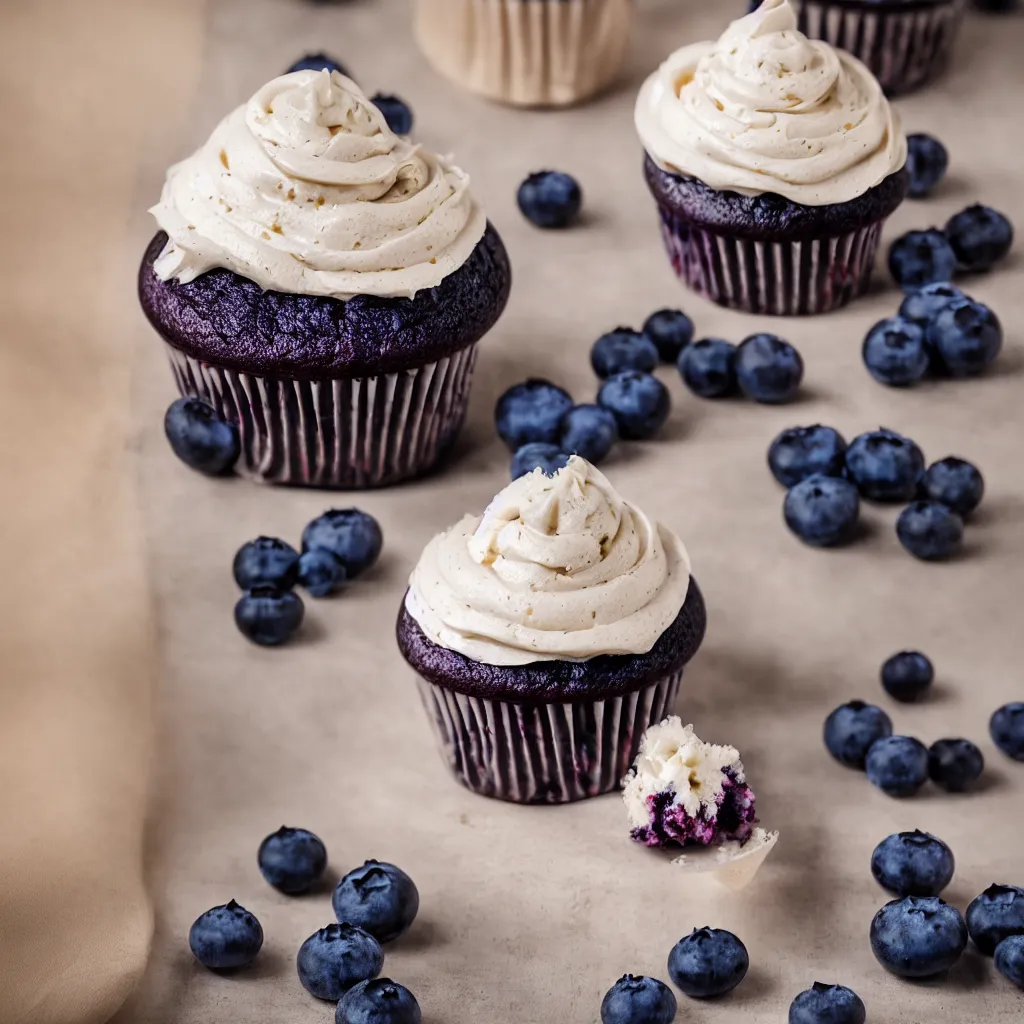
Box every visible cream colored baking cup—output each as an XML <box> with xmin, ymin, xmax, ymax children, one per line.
<box><xmin>414</xmin><ymin>0</ymin><xmax>632</xmax><ymax>107</ymax></box>
<box><xmin>671</xmin><ymin>827</ymin><xmax>780</xmax><ymax>892</ymax></box>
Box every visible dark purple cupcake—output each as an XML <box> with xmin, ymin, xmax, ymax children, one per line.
<box><xmin>140</xmin><ymin>70</ymin><xmax>510</xmax><ymax>488</ymax></box>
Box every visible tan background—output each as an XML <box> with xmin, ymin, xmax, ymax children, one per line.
<box><xmin>3</xmin><ymin>1</ymin><xmax>1023</xmax><ymax>1022</ymax></box>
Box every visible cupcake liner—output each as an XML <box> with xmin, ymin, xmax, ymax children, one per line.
<box><xmin>415</xmin><ymin>671</ymin><xmax>682</xmax><ymax>804</ymax></box>
<box><xmin>413</xmin><ymin>0</ymin><xmax>631</xmax><ymax>107</ymax></box>
<box><xmin>166</xmin><ymin>344</ymin><xmax>477</xmax><ymax>488</ymax></box>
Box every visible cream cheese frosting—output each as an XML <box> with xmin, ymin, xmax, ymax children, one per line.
<box><xmin>635</xmin><ymin>0</ymin><xmax>906</xmax><ymax>207</ymax></box>
<box><xmin>149</xmin><ymin>70</ymin><xmax>486</xmax><ymax>299</ymax></box>
<box><xmin>404</xmin><ymin>456</ymin><xmax>692</xmax><ymax>666</ymax></box>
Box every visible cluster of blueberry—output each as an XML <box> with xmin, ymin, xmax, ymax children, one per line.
<box><xmin>232</xmin><ymin>509</ymin><xmax>383</xmax><ymax>646</ymax></box>
<box><xmin>188</xmin><ymin>827</ymin><xmax>422</xmax><ymax>1024</ymax></box>
<box><xmin>769</xmin><ymin>424</ymin><xmax>982</xmax><ymax>560</ymax></box>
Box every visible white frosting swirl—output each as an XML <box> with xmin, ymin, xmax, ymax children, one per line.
<box><xmin>635</xmin><ymin>0</ymin><xmax>906</xmax><ymax>206</ymax></box>
<box><xmin>405</xmin><ymin>456</ymin><xmax>692</xmax><ymax>666</ymax></box>
<box><xmin>149</xmin><ymin>70</ymin><xmax>486</xmax><ymax>299</ymax></box>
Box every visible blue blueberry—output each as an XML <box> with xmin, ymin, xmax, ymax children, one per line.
<box><xmin>870</xmin><ymin>896</ymin><xmax>967</xmax><ymax>977</ymax></box>
<box><xmin>824</xmin><ymin>701</ymin><xmax>893</xmax><ymax>769</ymax></box>
<box><xmin>298</xmin><ymin>548</ymin><xmax>348</xmax><ymax>598</ymax></box>
<box><xmin>288</xmin><ymin>53</ymin><xmax>350</xmax><ymax>76</ymax></box>
<box><xmin>601</xmin><ymin>974</ymin><xmax>677</xmax><ymax>1024</ymax></box>
<box><xmin>926</xmin><ymin>298</ymin><xmax>1003</xmax><ymax>376</ymax></box>
<box><xmin>297</xmin><ymin>923</ymin><xmax>384</xmax><ymax>1001</ymax></box>
<box><xmin>966</xmin><ymin>884</ymin><xmax>1024</xmax><ymax>955</ymax></box>
<box><xmin>164</xmin><ymin>397</ymin><xmax>240</xmax><ymax>476</ymax></box>
<box><xmin>898</xmin><ymin>281</ymin><xmax>965</xmax><ymax>326</ymax></box>
<box><xmin>302</xmin><ymin>509</ymin><xmax>383</xmax><ymax>579</ymax></box>
<box><xmin>495</xmin><ymin>379</ymin><xmax>574</xmax><ymax>450</ymax></box>
<box><xmin>994</xmin><ymin>935</ymin><xmax>1024</xmax><ymax>989</ymax></box>
<box><xmin>888</xmin><ymin>229</ymin><xmax>958</xmax><ymax>292</ymax></box>
<box><xmin>597</xmin><ymin>372</ymin><xmax>671</xmax><ymax>441</ymax></box>
<box><xmin>677</xmin><ymin>338</ymin><xmax>738</xmax><ymax>398</ymax></box>
<box><xmin>559</xmin><ymin>405</ymin><xmax>618</xmax><ymax>464</ymax></box>
<box><xmin>845</xmin><ymin>429</ymin><xmax>925</xmax><ymax>503</ymax></box>
<box><xmin>783</xmin><ymin>474</ymin><xmax>860</xmax><ymax>548</ymax></box>
<box><xmin>928</xmin><ymin>738</ymin><xmax>984</xmax><ymax>793</ymax></box>
<box><xmin>668</xmin><ymin>927</ymin><xmax>748</xmax><ymax>999</ymax></box>
<box><xmin>511</xmin><ymin>442</ymin><xmax>570</xmax><ymax>480</ymax></box>
<box><xmin>788</xmin><ymin>983</ymin><xmax>866</xmax><ymax>1024</ymax></box>
<box><xmin>516</xmin><ymin>171</ymin><xmax>582</xmax><ymax>229</ymax></box>
<box><xmin>896</xmin><ymin>501</ymin><xmax>964</xmax><ymax>561</ymax></box>
<box><xmin>233</xmin><ymin>537</ymin><xmax>300</xmax><ymax>591</ymax></box>
<box><xmin>189</xmin><ymin>900</ymin><xmax>263</xmax><ymax>970</ymax></box>
<box><xmin>768</xmin><ymin>425</ymin><xmax>847</xmax><ymax>488</ymax></box>
<box><xmin>880</xmin><ymin>651</ymin><xmax>934</xmax><ymax>703</ymax></box>
<box><xmin>734</xmin><ymin>333</ymin><xmax>804</xmax><ymax>403</ymax></box>
<box><xmin>234</xmin><ymin>585</ymin><xmax>304</xmax><ymax>646</ymax></box>
<box><xmin>369</xmin><ymin>93</ymin><xmax>413</xmax><ymax>135</ymax></box>
<box><xmin>921</xmin><ymin>457</ymin><xmax>984</xmax><ymax>517</ymax></box>
<box><xmin>865</xmin><ymin>735</ymin><xmax>929</xmax><ymax>797</ymax></box>
<box><xmin>643</xmin><ymin>308</ymin><xmax>695</xmax><ymax>363</ymax></box>
<box><xmin>945</xmin><ymin>204</ymin><xmax>1014</xmax><ymax>272</ymax></box>
<box><xmin>333</xmin><ymin>861</ymin><xmax>419</xmax><ymax>944</ymax></box>
<box><xmin>337</xmin><ymin>979</ymin><xmax>422</xmax><ymax>1024</ymax></box>
<box><xmin>591</xmin><ymin>328</ymin><xmax>659</xmax><ymax>379</ymax></box>
<box><xmin>862</xmin><ymin>318</ymin><xmax>929</xmax><ymax>387</ymax></box>
<box><xmin>871</xmin><ymin>831</ymin><xmax>955</xmax><ymax>897</ymax></box>
<box><xmin>258</xmin><ymin>826</ymin><xmax>328</xmax><ymax>894</ymax></box>
<box><xmin>990</xmin><ymin>702</ymin><xmax>1024</xmax><ymax>761</ymax></box>
<box><xmin>905</xmin><ymin>134</ymin><xmax>949</xmax><ymax>199</ymax></box>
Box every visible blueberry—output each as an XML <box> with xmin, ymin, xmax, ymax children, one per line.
<box><xmin>516</xmin><ymin>171</ymin><xmax>582</xmax><ymax>229</ymax></box>
<box><xmin>995</xmin><ymin>935</ymin><xmax>1024</xmax><ymax>989</ymax></box>
<box><xmin>302</xmin><ymin>509</ymin><xmax>383</xmax><ymax>578</ymax></box>
<box><xmin>928</xmin><ymin>738</ymin><xmax>984</xmax><ymax>792</ymax></box>
<box><xmin>990</xmin><ymin>702</ymin><xmax>1024</xmax><ymax>760</ymax></box>
<box><xmin>495</xmin><ymin>379</ymin><xmax>574</xmax><ymax>450</ymax></box>
<box><xmin>898</xmin><ymin>281</ymin><xmax>965</xmax><ymax>326</ymax></box>
<box><xmin>921</xmin><ymin>457</ymin><xmax>984</xmax><ymax>517</ymax></box>
<box><xmin>643</xmin><ymin>308</ymin><xmax>695</xmax><ymax>363</ymax></box>
<box><xmin>258</xmin><ymin>826</ymin><xmax>328</xmax><ymax>894</ymax></box>
<box><xmin>668</xmin><ymin>927</ymin><xmax>748</xmax><ymax>998</ymax></box>
<box><xmin>926</xmin><ymin>298</ymin><xmax>1003</xmax><ymax>376</ymax></box>
<box><xmin>600</xmin><ymin>974</ymin><xmax>677</xmax><ymax>1024</ymax></box>
<box><xmin>862</xmin><ymin>318</ymin><xmax>929</xmax><ymax>387</ymax></box>
<box><xmin>297</xmin><ymin>923</ymin><xmax>384</xmax><ymax>1001</ymax></box>
<box><xmin>880</xmin><ymin>651</ymin><xmax>934</xmax><ymax>703</ymax></box>
<box><xmin>510</xmin><ymin>442</ymin><xmax>571</xmax><ymax>480</ymax></box>
<box><xmin>845</xmin><ymin>429</ymin><xmax>925</xmax><ymax>503</ymax></box>
<box><xmin>783</xmin><ymin>474</ymin><xmax>860</xmax><ymax>548</ymax></box>
<box><xmin>677</xmin><ymin>338</ymin><xmax>738</xmax><ymax>398</ymax></box>
<box><xmin>973</xmin><ymin>0</ymin><xmax>1020</xmax><ymax>10</ymax></box>
<box><xmin>966</xmin><ymin>884</ymin><xmax>1024</xmax><ymax>955</ymax></box>
<box><xmin>232</xmin><ymin>537</ymin><xmax>300</xmax><ymax>591</ymax></box>
<box><xmin>871</xmin><ymin>831</ymin><xmax>955</xmax><ymax>897</ymax></box>
<box><xmin>734</xmin><ymin>333</ymin><xmax>804</xmax><ymax>403</ymax></box>
<box><xmin>865</xmin><ymin>735</ymin><xmax>930</xmax><ymax>797</ymax></box>
<box><xmin>591</xmin><ymin>328</ymin><xmax>659</xmax><ymax>379</ymax></box>
<box><xmin>188</xmin><ymin>900</ymin><xmax>263</xmax><ymax>970</ymax></box>
<box><xmin>788</xmin><ymin>982</ymin><xmax>866</xmax><ymax>1024</ymax></box>
<box><xmin>870</xmin><ymin>896</ymin><xmax>967</xmax><ymax>977</ymax></box>
<box><xmin>896</xmin><ymin>501</ymin><xmax>964</xmax><ymax>561</ymax></box>
<box><xmin>888</xmin><ymin>229</ymin><xmax>958</xmax><ymax>292</ymax></box>
<box><xmin>369</xmin><ymin>93</ymin><xmax>413</xmax><ymax>135</ymax></box>
<box><xmin>824</xmin><ymin>701</ymin><xmax>893</xmax><ymax>769</ymax></box>
<box><xmin>333</xmin><ymin>861</ymin><xmax>419</xmax><ymax>943</ymax></box>
<box><xmin>597</xmin><ymin>372</ymin><xmax>671</xmax><ymax>440</ymax></box>
<box><xmin>905</xmin><ymin>134</ymin><xmax>949</xmax><ymax>199</ymax></box>
<box><xmin>234</xmin><ymin>585</ymin><xmax>304</xmax><ymax>646</ymax></box>
<box><xmin>767</xmin><ymin>425</ymin><xmax>847</xmax><ymax>488</ymax></box>
<box><xmin>945</xmin><ymin>204</ymin><xmax>1014</xmax><ymax>272</ymax></box>
<box><xmin>337</xmin><ymin>979</ymin><xmax>422</xmax><ymax>1024</ymax></box>
<box><xmin>559</xmin><ymin>405</ymin><xmax>618</xmax><ymax>464</ymax></box>
<box><xmin>298</xmin><ymin>548</ymin><xmax>348</xmax><ymax>598</ymax></box>
<box><xmin>288</xmin><ymin>53</ymin><xmax>350</xmax><ymax>76</ymax></box>
<box><xmin>164</xmin><ymin>397</ymin><xmax>240</xmax><ymax>476</ymax></box>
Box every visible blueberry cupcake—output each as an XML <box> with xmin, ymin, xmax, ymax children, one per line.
<box><xmin>636</xmin><ymin>0</ymin><xmax>908</xmax><ymax>316</ymax></box>
<box><xmin>397</xmin><ymin>456</ymin><xmax>706</xmax><ymax>803</ymax></box>
<box><xmin>140</xmin><ymin>70</ymin><xmax>511</xmax><ymax>488</ymax></box>
<box><xmin>413</xmin><ymin>0</ymin><xmax>631</xmax><ymax>106</ymax></box>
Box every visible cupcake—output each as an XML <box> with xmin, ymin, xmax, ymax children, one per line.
<box><xmin>140</xmin><ymin>70</ymin><xmax>511</xmax><ymax>488</ymax></box>
<box><xmin>397</xmin><ymin>457</ymin><xmax>706</xmax><ymax>804</ymax></box>
<box><xmin>636</xmin><ymin>0</ymin><xmax>908</xmax><ymax>316</ymax></box>
<box><xmin>413</xmin><ymin>0</ymin><xmax>631</xmax><ymax>107</ymax></box>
